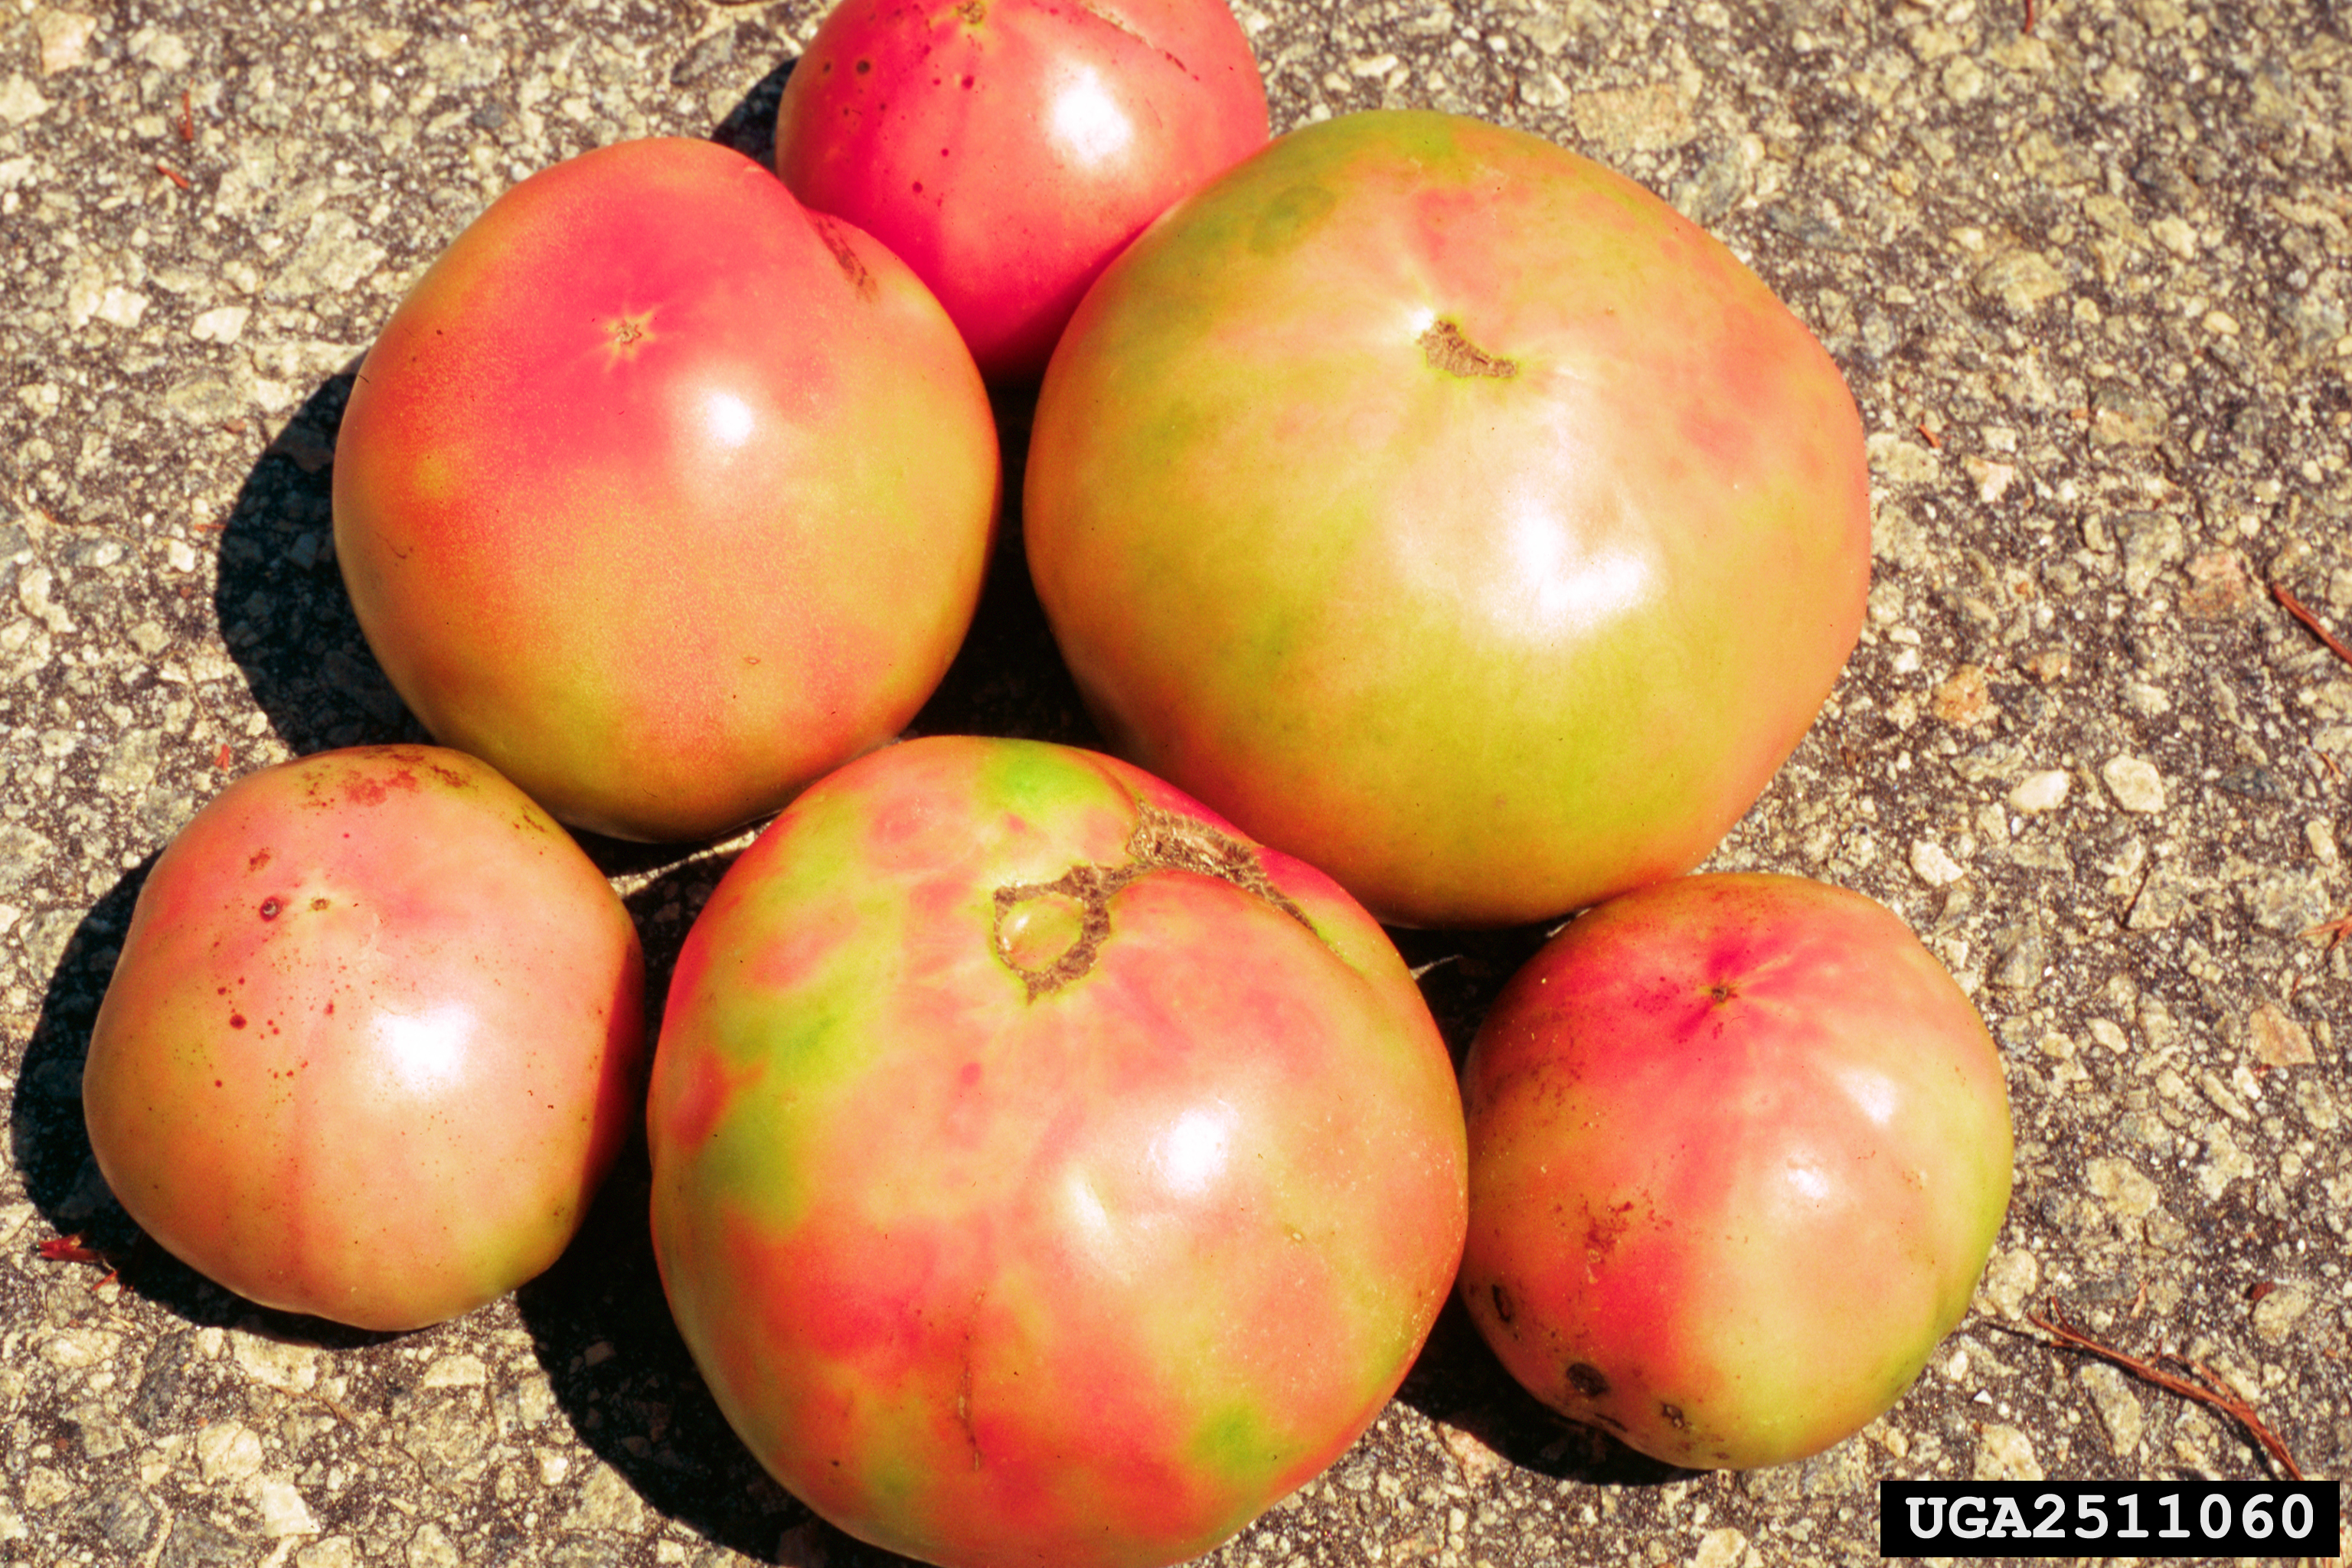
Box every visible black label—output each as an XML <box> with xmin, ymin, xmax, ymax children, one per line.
<box><xmin>1878</xmin><ymin>1480</ymin><xmax>2341</xmax><ymax>1557</ymax></box>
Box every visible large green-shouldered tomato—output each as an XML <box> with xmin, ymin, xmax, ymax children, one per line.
<box><xmin>648</xmin><ymin>735</ymin><xmax>1465</xmax><ymax>1568</ymax></box>
<box><xmin>1458</xmin><ymin>873</ymin><xmax>2013</xmax><ymax>1469</ymax></box>
<box><xmin>334</xmin><ymin>137</ymin><xmax>998</xmax><ymax>841</ymax></box>
<box><xmin>82</xmin><ymin>746</ymin><xmax>645</xmax><ymax>1331</ymax></box>
<box><xmin>1025</xmin><ymin>110</ymin><xmax>1870</xmax><ymax>926</ymax></box>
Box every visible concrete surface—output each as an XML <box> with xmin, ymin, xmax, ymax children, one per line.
<box><xmin>2</xmin><ymin>0</ymin><xmax>2350</xmax><ymax>1563</ymax></box>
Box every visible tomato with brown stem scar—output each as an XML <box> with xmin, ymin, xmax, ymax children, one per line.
<box><xmin>648</xmin><ymin>735</ymin><xmax>1466</xmax><ymax>1568</ymax></box>
<box><xmin>1026</xmin><ymin>110</ymin><xmax>1872</xmax><ymax>927</ymax></box>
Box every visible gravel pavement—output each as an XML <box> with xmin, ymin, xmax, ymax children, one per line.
<box><xmin>2</xmin><ymin>0</ymin><xmax>2350</xmax><ymax>1563</ymax></box>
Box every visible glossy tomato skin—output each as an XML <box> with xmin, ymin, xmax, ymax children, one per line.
<box><xmin>334</xmin><ymin>138</ymin><xmax>998</xmax><ymax>841</ymax></box>
<box><xmin>648</xmin><ymin>735</ymin><xmax>1465</xmax><ymax>1568</ymax></box>
<box><xmin>1026</xmin><ymin>110</ymin><xmax>1870</xmax><ymax>927</ymax></box>
<box><xmin>774</xmin><ymin>0</ymin><xmax>1269</xmax><ymax>384</ymax></box>
<box><xmin>83</xmin><ymin>746</ymin><xmax>645</xmax><ymax>1332</ymax></box>
<box><xmin>1459</xmin><ymin>874</ymin><xmax>2012</xmax><ymax>1470</ymax></box>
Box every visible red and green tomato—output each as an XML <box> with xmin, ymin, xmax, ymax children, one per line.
<box><xmin>648</xmin><ymin>735</ymin><xmax>1466</xmax><ymax>1568</ymax></box>
<box><xmin>82</xmin><ymin>746</ymin><xmax>645</xmax><ymax>1332</ymax></box>
<box><xmin>334</xmin><ymin>137</ymin><xmax>999</xmax><ymax>842</ymax></box>
<box><xmin>1457</xmin><ymin>873</ymin><xmax>2013</xmax><ymax>1469</ymax></box>
<box><xmin>1025</xmin><ymin>109</ymin><xmax>1871</xmax><ymax>926</ymax></box>
<box><xmin>774</xmin><ymin>0</ymin><xmax>1269</xmax><ymax>384</ymax></box>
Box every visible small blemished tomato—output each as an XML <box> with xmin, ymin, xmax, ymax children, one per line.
<box><xmin>1457</xmin><ymin>873</ymin><xmax>2014</xmax><ymax>1470</ymax></box>
<box><xmin>334</xmin><ymin>137</ymin><xmax>998</xmax><ymax>841</ymax></box>
<box><xmin>1025</xmin><ymin>110</ymin><xmax>1871</xmax><ymax>926</ymax></box>
<box><xmin>83</xmin><ymin>746</ymin><xmax>645</xmax><ymax>1332</ymax></box>
<box><xmin>773</xmin><ymin>0</ymin><xmax>1269</xmax><ymax>384</ymax></box>
<box><xmin>648</xmin><ymin>735</ymin><xmax>1465</xmax><ymax>1568</ymax></box>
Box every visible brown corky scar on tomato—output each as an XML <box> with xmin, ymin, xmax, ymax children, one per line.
<box><xmin>1418</xmin><ymin>318</ymin><xmax>1517</xmax><ymax>379</ymax></box>
<box><xmin>809</xmin><ymin>213</ymin><xmax>877</xmax><ymax>300</ymax></box>
<box><xmin>990</xmin><ymin>802</ymin><xmax>1316</xmax><ymax>999</ymax></box>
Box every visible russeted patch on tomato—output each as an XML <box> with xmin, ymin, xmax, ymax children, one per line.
<box><xmin>1457</xmin><ymin>873</ymin><xmax>2013</xmax><ymax>1470</ymax></box>
<box><xmin>648</xmin><ymin>735</ymin><xmax>1466</xmax><ymax>1568</ymax></box>
<box><xmin>1026</xmin><ymin>109</ymin><xmax>1871</xmax><ymax>927</ymax></box>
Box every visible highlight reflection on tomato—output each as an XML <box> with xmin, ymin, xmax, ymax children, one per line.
<box><xmin>82</xmin><ymin>746</ymin><xmax>645</xmax><ymax>1332</ymax></box>
<box><xmin>773</xmin><ymin>0</ymin><xmax>1269</xmax><ymax>384</ymax></box>
<box><xmin>648</xmin><ymin>735</ymin><xmax>1466</xmax><ymax>1568</ymax></box>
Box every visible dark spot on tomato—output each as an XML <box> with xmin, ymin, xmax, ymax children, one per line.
<box><xmin>230</xmin><ymin>1014</ymin><xmax>247</xmax><ymax>1029</ymax></box>
<box><xmin>854</xmin><ymin>57</ymin><xmax>872</xmax><ymax>74</ymax></box>
<box><xmin>247</xmin><ymin>848</ymin><xmax>271</xmax><ymax>872</ymax></box>
<box><xmin>912</xmin><ymin>180</ymin><xmax>923</xmax><ymax>194</ymax></box>
<box><xmin>325</xmin><ymin>1001</ymin><xmax>335</xmax><ymax>1015</ymax></box>
<box><xmin>311</xmin><ymin>897</ymin><xmax>330</xmax><ymax>911</ymax></box>
<box><xmin>260</xmin><ymin>898</ymin><xmax>282</xmax><ymax>920</ymax></box>
<box><xmin>1566</xmin><ymin>1361</ymin><xmax>1610</xmax><ymax>1398</ymax></box>
<box><xmin>960</xmin><ymin>74</ymin><xmax>975</xmax><ymax>88</ymax></box>
<box><xmin>1660</xmin><ymin>1401</ymin><xmax>1688</xmax><ymax>1429</ymax></box>
<box><xmin>1489</xmin><ymin>1282</ymin><xmax>1515</xmax><ymax>1324</ymax></box>
<box><xmin>214</xmin><ymin>1079</ymin><xmax>223</xmax><ymax>1088</ymax></box>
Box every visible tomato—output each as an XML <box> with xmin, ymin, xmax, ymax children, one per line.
<box><xmin>1024</xmin><ymin>109</ymin><xmax>1871</xmax><ymax>927</ymax></box>
<box><xmin>1457</xmin><ymin>873</ymin><xmax>2013</xmax><ymax>1469</ymax></box>
<box><xmin>647</xmin><ymin>735</ymin><xmax>1465</xmax><ymax>1568</ymax></box>
<box><xmin>81</xmin><ymin>746</ymin><xmax>645</xmax><ymax>1332</ymax></box>
<box><xmin>773</xmin><ymin>0</ymin><xmax>1269</xmax><ymax>384</ymax></box>
<box><xmin>333</xmin><ymin>137</ymin><xmax>999</xmax><ymax>842</ymax></box>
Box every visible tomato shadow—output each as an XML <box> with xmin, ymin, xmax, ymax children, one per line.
<box><xmin>5</xmin><ymin>851</ymin><xmax>407</xmax><ymax>1351</ymax></box>
<box><xmin>506</xmin><ymin>851</ymin><xmax>928</xmax><ymax>1568</ymax></box>
<box><xmin>10</xmin><ymin>856</ymin><xmax>168</xmax><ymax>1292</ymax></box>
<box><xmin>707</xmin><ymin>48</ymin><xmax>793</xmax><ymax>169</ymax></box>
<box><xmin>1387</xmin><ymin>921</ymin><xmax>1558</xmax><ymax>1066</ymax></box>
<box><xmin>903</xmin><ymin>386</ymin><xmax>1102</xmax><ymax>750</ymax></box>
<box><xmin>212</xmin><ymin>369</ymin><xmax>431</xmax><ymax>761</ymax></box>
